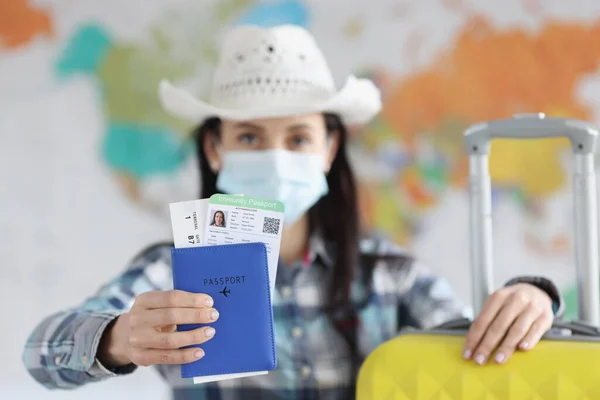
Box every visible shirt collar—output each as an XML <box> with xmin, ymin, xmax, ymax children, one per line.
<box><xmin>305</xmin><ymin>231</ymin><xmax>335</xmax><ymax>268</ymax></box>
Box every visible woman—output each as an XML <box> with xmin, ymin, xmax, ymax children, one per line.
<box><xmin>23</xmin><ymin>25</ymin><xmax>561</xmax><ymax>400</ymax></box>
<box><xmin>210</xmin><ymin>210</ymin><xmax>226</xmax><ymax>227</ymax></box>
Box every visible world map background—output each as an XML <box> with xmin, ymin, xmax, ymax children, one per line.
<box><xmin>2</xmin><ymin>0</ymin><xmax>600</xmax><ymax>398</ymax></box>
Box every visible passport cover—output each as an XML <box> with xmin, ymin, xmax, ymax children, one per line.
<box><xmin>170</xmin><ymin>242</ymin><xmax>276</xmax><ymax>378</ymax></box>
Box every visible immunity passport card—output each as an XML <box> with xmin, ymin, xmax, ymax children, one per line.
<box><xmin>168</xmin><ymin>194</ymin><xmax>284</xmax><ymax>384</ymax></box>
<box><xmin>203</xmin><ymin>193</ymin><xmax>284</xmax><ymax>298</ymax></box>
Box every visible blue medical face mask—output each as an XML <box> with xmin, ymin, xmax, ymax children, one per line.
<box><xmin>215</xmin><ymin>149</ymin><xmax>329</xmax><ymax>226</ymax></box>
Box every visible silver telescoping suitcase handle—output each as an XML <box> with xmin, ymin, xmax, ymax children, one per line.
<box><xmin>465</xmin><ymin>113</ymin><xmax>600</xmax><ymax>326</ymax></box>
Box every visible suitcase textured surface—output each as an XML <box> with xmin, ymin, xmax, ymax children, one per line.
<box><xmin>356</xmin><ymin>330</ymin><xmax>600</xmax><ymax>399</ymax></box>
<box><xmin>356</xmin><ymin>114</ymin><xmax>600</xmax><ymax>400</ymax></box>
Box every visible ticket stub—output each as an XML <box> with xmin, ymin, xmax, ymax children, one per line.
<box><xmin>203</xmin><ymin>193</ymin><xmax>285</xmax><ymax>297</ymax></box>
<box><xmin>168</xmin><ymin>198</ymin><xmax>209</xmax><ymax>248</ymax></box>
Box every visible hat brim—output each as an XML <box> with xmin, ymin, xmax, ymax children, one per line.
<box><xmin>158</xmin><ymin>75</ymin><xmax>382</xmax><ymax>126</ymax></box>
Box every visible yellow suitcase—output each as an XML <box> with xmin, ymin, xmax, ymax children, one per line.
<box><xmin>356</xmin><ymin>114</ymin><xmax>600</xmax><ymax>399</ymax></box>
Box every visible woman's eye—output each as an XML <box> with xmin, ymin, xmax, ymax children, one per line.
<box><xmin>290</xmin><ymin>135</ymin><xmax>310</xmax><ymax>147</ymax></box>
<box><xmin>238</xmin><ymin>133</ymin><xmax>259</xmax><ymax>145</ymax></box>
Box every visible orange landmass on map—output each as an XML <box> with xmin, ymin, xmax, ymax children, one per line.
<box><xmin>381</xmin><ymin>16</ymin><xmax>600</xmax><ymax>197</ymax></box>
<box><xmin>0</xmin><ymin>0</ymin><xmax>53</xmax><ymax>48</ymax></box>
<box><xmin>398</xmin><ymin>166</ymin><xmax>437</xmax><ymax>208</ymax></box>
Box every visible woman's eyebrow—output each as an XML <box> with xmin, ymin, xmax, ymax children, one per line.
<box><xmin>233</xmin><ymin>122</ymin><xmax>264</xmax><ymax>132</ymax></box>
<box><xmin>288</xmin><ymin>123</ymin><xmax>313</xmax><ymax>132</ymax></box>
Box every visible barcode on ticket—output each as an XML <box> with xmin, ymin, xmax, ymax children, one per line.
<box><xmin>262</xmin><ymin>216</ymin><xmax>281</xmax><ymax>235</ymax></box>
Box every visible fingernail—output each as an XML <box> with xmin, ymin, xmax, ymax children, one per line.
<box><xmin>205</xmin><ymin>327</ymin><xmax>215</xmax><ymax>337</ymax></box>
<box><xmin>494</xmin><ymin>353</ymin><xmax>505</xmax><ymax>364</ymax></box>
<box><xmin>194</xmin><ymin>349</ymin><xmax>205</xmax><ymax>359</ymax></box>
<box><xmin>462</xmin><ymin>349</ymin><xmax>472</xmax><ymax>359</ymax></box>
<box><xmin>210</xmin><ymin>309</ymin><xmax>219</xmax><ymax>321</ymax></box>
<box><xmin>205</xmin><ymin>297</ymin><xmax>214</xmax><ymax>307</ymax></box>
<box><xmin>520</xmin><ymin>341</ymin><xmax>529</xmax><ymax>350</ymax></box>
<box><xmin>475</xmin><ymin>354</ymin><xmax>486</xmax><ymax>365</ymax></box>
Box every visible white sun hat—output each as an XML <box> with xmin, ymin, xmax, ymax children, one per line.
<box><xmin>158</xmin><ymin>24</ymin><xmax>382</xmax><ymax>125</ymax></box>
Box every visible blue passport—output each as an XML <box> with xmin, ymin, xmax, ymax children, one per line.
<box><xmin>170</xmin><ymin>242</ymin><xmax>276</xmax><ymax>378</ymax></box>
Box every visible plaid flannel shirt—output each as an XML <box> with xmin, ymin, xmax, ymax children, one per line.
<box><xmin>22</xmin><ymin>235</ymin><xmax>562</xmax><ymax>400</ymax></box>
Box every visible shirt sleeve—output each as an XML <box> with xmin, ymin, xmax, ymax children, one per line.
<box><xmin>398</xmin><ymin>261</ymin><xmax>565</xmax><ymax>329</ymax></box>
<box><xmin>22</xmin><ymin>244</ymin><xmax>172</xmax><ymax>390</ymax></box>
<box><xmin>396</xmin><ymin>260</ymin><xmax>469</xmax><ymax>329</ymax></box>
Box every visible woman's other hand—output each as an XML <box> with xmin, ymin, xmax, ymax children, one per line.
<box><xmin>462</xmin><ymin>283</ymin><xmax>553</xmax><ymax>365</ymax></box>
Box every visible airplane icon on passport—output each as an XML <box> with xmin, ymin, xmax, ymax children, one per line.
<box><xmin>219</xmin><ymin>286</ymin><xmax>231</xmax><ymax>297</ymax></box>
